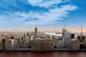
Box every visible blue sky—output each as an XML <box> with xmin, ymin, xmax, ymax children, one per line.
<box><xmin>0</xmin><ymin>0</ymin><xmax>86</xmax><ymax>32</ymax></box>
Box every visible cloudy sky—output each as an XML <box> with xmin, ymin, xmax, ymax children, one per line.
<box><xmin>0</xmin><ymin>0</ymin><xmax>86</xmax><ymax>32</ymax></box>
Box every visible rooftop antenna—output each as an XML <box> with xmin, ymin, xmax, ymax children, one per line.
<box><xmin>63</xmin><ymin>21</ymin><xmax>66</xmax><ymax>29</ymax></box>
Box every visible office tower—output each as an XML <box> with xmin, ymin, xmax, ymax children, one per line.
<box><xmin>71</xmin><ymin>39</ymin><xmax>80</xmax><ymax>50</ymax></box>
<box><xmin>31</xmin><ymin>38</ymin><xmax>54</xmax><ymax>51</ymax></box>
<box><xmin>34</xmin><ymin>27</ymin><xmax>38</xmax><ymax>38</ymax></box>
<box><xmin>62</xmin><ymin>31</ymin><xmax>72</xmax><ymax>48</ymax></box>
<box><xmin>1</xmin><ymin>39</ymin><xmax>6</xmax><ymax>49</ymax></box>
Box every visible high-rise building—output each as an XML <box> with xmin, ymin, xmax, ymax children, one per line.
<box><xmin>34</xmin><ymin>27</ymin><xmax>38</xmax><ymax>38</ymax></box>
<box><xmin>1</xmin><ymin>39</ymin><xmax>6</xmax><ymax>49</ymax></box>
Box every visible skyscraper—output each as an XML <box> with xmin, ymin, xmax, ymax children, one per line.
<box><xmin>34</xmin><ymin>27</ymin><xmax>38</xmax><ymax>38</ymax></box>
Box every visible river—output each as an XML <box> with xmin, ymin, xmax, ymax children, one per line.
<box><xmin>0</xmin><ymin>51</ymin><xmax>86</xmax><ymax>57</ymax></box>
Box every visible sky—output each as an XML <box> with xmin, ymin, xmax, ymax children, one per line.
<box><xmin>0</xmin><ymin>0</ymin><xmax>86</xmax><ymax>32</ymax></box>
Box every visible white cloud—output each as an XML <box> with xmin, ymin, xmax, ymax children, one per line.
<box><xmin>28</xmin><ymin>0</ymin><xmax>42</xmax><ymax>5</ymax></box>
<box><xmin>0</xmin><ymin>0</ymin><xmax>78</xmax><ymax>30</ymax></box>
<box><xmin>27</xmin><ymin>0</ymin><xmax>70</xmax><ymax>8</ymax></box>
<box><xmin>25</xmin><ymin>0</ymin><xmax>77</xmax><ymax>25</ymax></box>
<box><xmin>11</xmin><ymin>4</ymin><xmax>77</xmax><ymax>25</ymax></box>
<box><xmin>0</xmin><ymin>4</ymin><xmax>77</xmax><ymax>26</ymax></box>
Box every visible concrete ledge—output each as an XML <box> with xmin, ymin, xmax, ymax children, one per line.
<box><xmin>0</xmin><ymin>49</ymin><xmax>86</xmax><ymax>52</ymax></box>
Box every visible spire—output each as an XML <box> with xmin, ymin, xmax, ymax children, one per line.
<box><xmin>63</xmin><ymin>21</ymin><xmax>66</xmax><ymax>29</ymax></box>
<box><xmin>62</xmin><ymin>21</ymin><xmax>66</xmax><ymax>36</ymax></box>
<box><xmin>81</xmin><ymin>25</ymin><xmax>83</xmax><ymax>37</ymax></box>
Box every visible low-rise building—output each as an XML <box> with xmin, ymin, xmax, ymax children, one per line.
<box><xmin>71</xmin><ymin>39</ymin><xmax>80</xmax><ymax>50</ymax></box>
<box><xmin>31</xmin><ymin>38</ymin><xmax>54</xmax><ymax>51</ymax></box>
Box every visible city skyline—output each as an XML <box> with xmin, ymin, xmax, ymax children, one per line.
<box><xmin>0</xmin><ymin>0</ymin><xmax>86</xmax><ymax>32</ymax></box>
